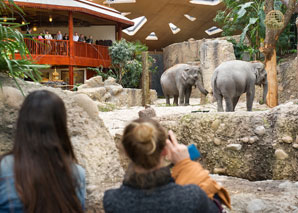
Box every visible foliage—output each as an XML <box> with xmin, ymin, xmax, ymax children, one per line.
<box><xmin>214</xmin><ymin>0</ymin><xmax>266</xmax><ymax>49</ymax></box>
<box><xmin>276</xmin><ymin>16</ymin><xmax>297</xmax><ymax>57</ymax></box>
<box><xmin>0</xmin><ymin>0</ymin><xmax>49</xmax><ymax>93</ymax></box>
<box><xmin>214</xmin><ymin>0</ymin><xmax>297</xmax><ymax>60</ymax></box>
<box><xmin>107</xmin><ymin>39</ymin><xmax>155</xmax><ymax>88</ymax></box>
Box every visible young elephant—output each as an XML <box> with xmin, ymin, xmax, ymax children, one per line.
<box><xmin>211</xmin><ymin>60</ymin><xmax>268</xmax><ymax>112</ymax></box>
<box><xmin>160</xmin><ymin>64</ymin><xmax>208</xmax><ymax>105</ymax></box>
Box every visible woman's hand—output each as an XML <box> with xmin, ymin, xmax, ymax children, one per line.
<box><xmin>165</xmin><ymin>130</ymin><xmax>190</xmax><ymax>165</ymax></box>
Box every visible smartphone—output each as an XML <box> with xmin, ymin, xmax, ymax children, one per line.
<box><xmin>187</xmin><ymin>144</ymin><xmax>201</xmax><ymax>160</ymax></box>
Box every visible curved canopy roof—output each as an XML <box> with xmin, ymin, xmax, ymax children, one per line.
<box><xmin>13</xmin><ymin>0</ymin><xmax>134</xmax><ymax>28</ymax></box>
<box><xmin>95</xmin><ymin>0</ymin><xmax>225</xmax><ymax>50</ymax></box>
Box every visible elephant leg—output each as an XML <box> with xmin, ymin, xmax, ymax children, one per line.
<box><xmin>214</xmin><ymin>93</ymin><xmax>224</xmax><ymax>112</ymax></box>
<box><xmin>165</xmin><ymin>95</ymin><xmax>171</xmax><ymax>105</ymax></box>
<box><xmin>224</xmin><ymin>97</ymin><xmax>233</xmax><ymax>112</ymax></box>
<box><xmin>246</xmin><ymin>90</ymin><xmax>255</xmax><ymax>111</ymax></box>
<box><xmin>178</xmin><ymin>87</ymin><xmax>185</xmax><ymax>106</ymax></box>
<box><xmin>173</xmin><ymin>96</ymin><xmax>178</xmax><ymax>106</ymax></box>
<box><xmin>232</xmin><ymin>96</ymin><xmax>240</xmax><ymax>111</ymax></box>
<box><xmin>184</xmin><ymin>87</ymin><xmax>192</xmax><ymax>106</ymax></box>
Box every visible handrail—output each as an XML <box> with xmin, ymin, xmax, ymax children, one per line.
<box><xmin>24</xmin><ymin>38</ymin><xmax>110</xmax><ymax>61</ymax></box>
<box><xmin>24</xmin><ymin>38</ymin><xmax>69</xmax><ymax>56</ymax></box>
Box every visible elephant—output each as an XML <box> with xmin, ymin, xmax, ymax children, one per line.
<box><xmin>160</xmin><ymin>64</ymin><xmax>208</xmax><ymax>105</ymax></box>
<box><xmin>211</xmin><ymin>60</ymin><xmax>268</xmax><ymax>112</ymax></box>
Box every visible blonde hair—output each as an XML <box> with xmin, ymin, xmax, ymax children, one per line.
<box><xmin>122</xmin><ymin>118</ymin><xmax>167</xmax><ymax>169</ymax></box>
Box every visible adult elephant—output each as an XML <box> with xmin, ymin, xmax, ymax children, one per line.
<box><xmin>211</xmin><ymin>60</ymin><xmax>268</xmax><ymax>112</ymax></box>
<box><xmin>160</xmin><ymin>64</ymin><xmax>208</xmax><ymax>105</ymax></box>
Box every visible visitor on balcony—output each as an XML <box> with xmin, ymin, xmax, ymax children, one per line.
<box><xmin>63</xmin><ymin>33</ymin><xmax>69</xmax><ymax>40</ymax></box>
<box><xmin>86</xmin><ymin>35</ymin><xmax>93</xmax><ymax>44</ymax></box>
<box><xmin>56</xmin><ymin>30</ymin><xmax>63</xmax><ymax>40</ymax></box>
<box><xmin>78</xmin><ymin>34</ymin><xmax>86</xmax><ymax>42</ymax></box>
<box><xmin>44</xmin><ymin>30</ymin><xmax>53</xmax><ymax>40</ymax></box>
<box><xmin>73</xmin><ymin>32</ymin><xmax>79</xmax><ymax>42</ymax></box>
<box><xmin>37</xmin><ymin>32</ymin><xmax>43</xmax><ymax>39</ymax></box>
<box><xmin>0</xmin><ymin>90</ymin><xmax>85</xmax><ymax>213</ymax></box>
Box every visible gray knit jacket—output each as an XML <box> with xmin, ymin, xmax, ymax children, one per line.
<box><xmin>103</xmin><ymin>166</ymin><xmax>219</xmax><ymax>213</ymax></box>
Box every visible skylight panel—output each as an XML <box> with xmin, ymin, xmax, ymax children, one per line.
<box><xmin>205</xmin><ymin>26</ymin><xmax>223</xmax><ymax>35</ymax></box>
<box><xmin>184</xmin><ymin>14</ymin><xmax>196</xmax><ymax>21</ymax></box>
<box><xmin>146</xmin><ymin>32</ymin><xmax>158</xmax><ymax>40</ymax></box>
<box><xmin>169</xmin><ymin>23</ymin><xmax>181</xmax><ymax>34</ymax></box>
<box><xmin>121</xmin><ymin>12</ymin><xmax>131</xmax><ymax>16</ymax></box>
<box><xmin>190</xmin><ymin>0</ymin><xmax>221</xmax><ymax>6</ymax></box>
<box><xmin>104</xmin><ymin>0</ymin><xmax>136</xmax><ymax>4</ymax></box>
<box><xmin>123</xmin><ymin>16</ymin><xmax>147</xmax><ymax>36</ymax></box>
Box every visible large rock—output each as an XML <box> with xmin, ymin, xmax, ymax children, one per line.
<box><xmin>0</xmin><ymin>76</ymin><xmax>123</xmax><ymax>212</ymax></box>
<box><xmin>199</xmin><ymin>39</ymin><xmax>236</xmax><ymax>93</ymax></box>
<box><xmin>78</xmin><ymin>77</ymin><xmax>157</xmax><ymax>107</ymax></box>
<box><xmin>278</xmin><ymin>55</ymin><xmax>298</xmax><ymax>103</ymax></box>
<box><xmin>158</xmin><ymin>101</ymin><xmax>298</xmax><ymax>181</ymax></box>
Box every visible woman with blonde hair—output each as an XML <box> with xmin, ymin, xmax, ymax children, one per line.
<box><xmin>0</xmin><ymin>90</ymin><xmax>85</xmax><ymax>212</ymax></box>
<box><xmin>104</xmin><ymin>118</ymin><xmax>229</xmax><ymax>212</ymax></box>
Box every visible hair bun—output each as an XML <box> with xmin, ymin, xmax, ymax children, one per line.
<box><xmin>132</xmin><ymin>122</ymin><xmax>156</xmax><ymax>155</ymax></box>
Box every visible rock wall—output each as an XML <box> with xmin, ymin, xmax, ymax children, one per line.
<box><xmin>278</xmin><ymin>55</ymin><xmax>298</xmax><ymax>103</ymax></box>
<box><xmin>163</xmin><ymin>37</ymin><xmax>236</xmax><ymax>100</ymax></box>
<box><xmin>0</xmin><ymin>75</ymin><xmax>123</xmax><ymax>212</ymax></box>
<box><xmin>77</xmin><ymin>76</ymin><xmax>157</xmax><ymax>107</ymax></box>
<box><xmin>158</xmin><ymin>101</ymin><xmax>298</xmax><ymax>181</ymax></box>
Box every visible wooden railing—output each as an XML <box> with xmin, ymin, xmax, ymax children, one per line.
<box><xmin>24</xmin><ymin>38</ymin><xmax>110</xmax><ymax>61</ymax></box>
<box><xmin>74</xmin><ymin>42</ymin><xmax>110</xmax><ymax>60</ymax></box>
<box><xmin>24</xmin><ymin>38</ymin><xmax>69</xmax><ymax>56</ymax></box>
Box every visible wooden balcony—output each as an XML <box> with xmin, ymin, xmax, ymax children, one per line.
<box><xmin>22</xmin><ymin>38</ymin><xmax>111</xmax><ymax>67</ymax></box>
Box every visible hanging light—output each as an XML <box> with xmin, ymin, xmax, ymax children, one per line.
<box><xmin>21</xmin><ymin>20</ymin><xmax>25</xmax><ymax>25</ymax></box>
<box><xmin>33</xmin><ymin>26</ymin><xmax>37</xmax><ymax>31</ymax></box>
<box><xmin>49</xmin><ymin>16</ymin><xmax>53</xmax><ymax>22</ymax></box>
<box><xmin>3</xmin><ymin>17</ymin><xmax>7</xmax><ymax>22</ymax></box>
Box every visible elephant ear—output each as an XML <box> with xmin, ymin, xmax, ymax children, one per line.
<box><xmin>252</xmin><ymin>62</ymin><xmax>265</xmax><ymax>79</ymax></box>
<box><xmin>182</xmin><ymin>68</ymin><xmax>189</xmax><ymax>81</ymax></box>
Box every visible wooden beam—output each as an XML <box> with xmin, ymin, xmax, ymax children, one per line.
<box><xmin>69</xmin><ymin>65</ymin><xmax>74</xmax><ymax>87</ymax></box>
<box><xmin>117</xmin><ymin>24</ymin><xmax>122</xmax><ymax>40</ymax></box>
<box><xmin>69</xmin><ymin>11</ymin><xmax>74</xmax><ymax>86</ymax></box>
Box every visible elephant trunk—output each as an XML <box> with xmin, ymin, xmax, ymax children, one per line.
<box><xmin>262</xmin><ymin>81</ymin><xmax>268</xmax><ymax>105</ymax></box>
<box><xmin>196</xmin><ymin>74</ymin><xmax>208</xmax><ymax>96</ymax></box>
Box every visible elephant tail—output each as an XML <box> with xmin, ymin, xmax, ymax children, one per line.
<box><xmin>211</xmin><ymin>70</ymin><xmax>220</xmax><ymax>98</ymax></box>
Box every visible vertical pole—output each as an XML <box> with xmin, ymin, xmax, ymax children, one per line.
<box><xmin>117</xmin><ymin>24</ymin><xmax>122</xmax><ymax>40</ymax></box>
<box><xmin>142</xmin><ymin>51</ymin><xmax>150</xmax><ymax>106</ymax></box>
<box><xmin>68</xmin><ymin>11</ymin><xmax>74</xmax><ymax>87</ymax></box>
<box><xmin>296</xmin><ymin>17</ymin><xmax>298</xmax><ymax>84</ymax></box>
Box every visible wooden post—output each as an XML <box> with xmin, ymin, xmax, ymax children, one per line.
<box><xmin>142</xmin><ymin>51</ymin><xmax>150</xmax><ymax>106</ymax></box>
<box><xmin>68</xmin><ymin>11</ymin><xmax>74</xmax><ymax>88</ymax></box>
<box><xmin>296</xmin><ymin>17</ymin><xmax>298</xmax><ymax>55</ymax></box>
<box><xmin>117</xmin><ymin>24</ymin><xmax>122</xmax><ymax>40</ymax></box>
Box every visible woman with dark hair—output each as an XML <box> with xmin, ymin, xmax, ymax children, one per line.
<box><xmin>104</xmin><ymin>118</ymin><xmax>230</xmax><ymax>213</ymax></box>
<box><xmin>0</xmin><ymin>90</ymin><xmax>85</xmax><ymax>213</ymax></box>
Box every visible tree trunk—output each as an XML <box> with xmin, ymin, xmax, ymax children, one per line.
<box><xmin>261</xmin><ymin>0</ymin><xmax>297</xmax><ymax>108</ymax></box>
<box><xmin>265</xmin><ymin>49</ymin><xmax>278</xmax><ymax>107</ymax></box>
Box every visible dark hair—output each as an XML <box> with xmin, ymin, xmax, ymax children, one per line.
<box><xmin>122</xmin><ymin>118</ymin><xmax>167</xmax><ymax>170</ymax></box>
<box><xmin>12</xmin><ymin>90</ymin><xmax>83</xmax><ymax>212</ymax></box>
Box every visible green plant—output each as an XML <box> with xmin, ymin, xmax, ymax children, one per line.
<box><xmin>0</xmin><ymin>0</ymin><xmax>49</xmax><ymax>93</ymax></box>
<box><xmin>214</xmin><ymin>0</ymin><xmax>266</xmax><ymax>58</ymax></box>
<box><xmin>98</xmin><ymin>102</ymin><xmax>117</xmax><ymax>112</ymax></box>
<box><xmin>108</xmin><ymin>39</ymin><xmax>156</xmax><ymax>88</ymax></box>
